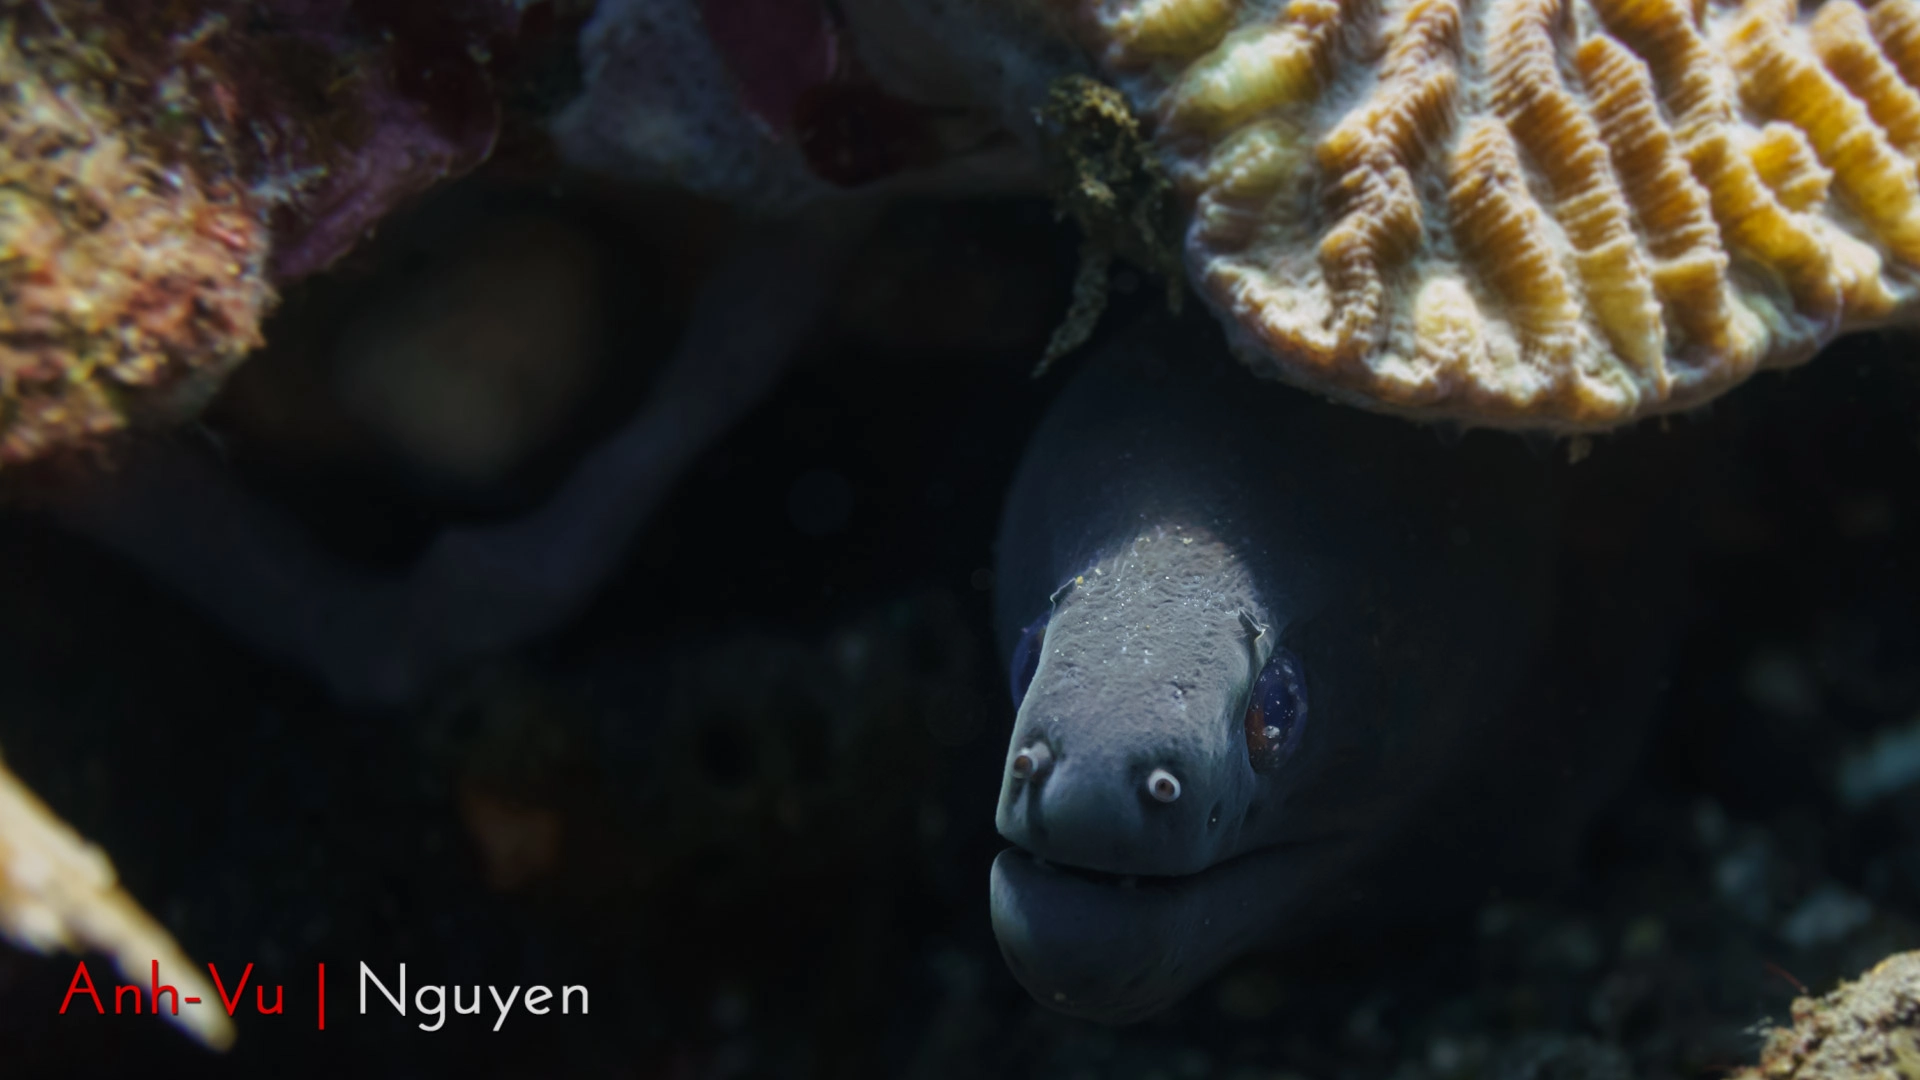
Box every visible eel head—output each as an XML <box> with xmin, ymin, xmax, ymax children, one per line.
<box><xmin>990</xmin><ymin>524</ymin><xmax>1351</xmax><ymax>1022</ymax></box>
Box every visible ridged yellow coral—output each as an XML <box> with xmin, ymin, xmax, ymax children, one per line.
<box><xmin>1058</xmin><ymin>0</ymin><xmax>1920</xmax><ymax>430</ymax></box>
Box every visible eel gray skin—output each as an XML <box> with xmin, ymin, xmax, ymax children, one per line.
<box><xmin>989</xmin><ymin>315</ymin><xmax>1694</xmax><ymax>1023</ymax></box>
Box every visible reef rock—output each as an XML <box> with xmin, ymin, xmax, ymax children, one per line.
<box><xmin>0</xmin><ymin>0</ymin><xmax>520</xmax><ymax>468</ymax></box>
<box><xmin>0</xmin><ymin>14</ymin><xmax>272</xmax><ymax>466</ymax></box>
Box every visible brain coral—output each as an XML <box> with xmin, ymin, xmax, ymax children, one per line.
<box><xmin>1055</xmin><ymin>0</ymin><xmax>1920</xmax><ymax>430</ymax></box>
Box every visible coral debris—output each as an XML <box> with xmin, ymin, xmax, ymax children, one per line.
<box><xmin>1061</xmin><ymin>0</ymin><xmax>1920</xmax><ymax>430</ymax></box>
<box><xmin>0</xmin><ymin>749</ymin><xmax>232</xmax><ymax>1050</ymax></box>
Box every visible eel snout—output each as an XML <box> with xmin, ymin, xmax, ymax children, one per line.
<box><xmin>993</xmin><ymin>530</ymin><xmax>1269</xmax><ymax>879</ymax></box>
<box><xmin>995</xmin><ymin>713</ymin><xmax>1249</xmax><ymax>878</ymax></box>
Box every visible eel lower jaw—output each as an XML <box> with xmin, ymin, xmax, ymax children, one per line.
<box><xmin>990</xmin><ymin>840</ymin><xmax>1333</xmax><ymax>1024</ymax></box>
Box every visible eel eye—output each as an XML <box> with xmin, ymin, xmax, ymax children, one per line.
<box><xmin>1146</xmin><ymin>768</ymin><xmax>1181</xmax><ymax>803</ymax></box>
<box><xmin>1245</xmin><ymin>647</ymin><xmax>1308</xmax><ymax>775</ymax></box>
<box><xmin>1010</xmin><ymin>742</ymin><xmax>1052</xmax><ymax>780</ymax></box>
<box><xmin>1008</xmin><ymin>611</ymin><xmax>1048</xmax><ymax>707</ymax></box>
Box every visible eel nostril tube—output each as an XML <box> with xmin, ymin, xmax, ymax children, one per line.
<box><xmin>1011</xmin><ymin>742</ymin><xmax>1053</xmax><ymax>781</ymax></box>
<box><xmin>1146</xmin><ymin>768</ymin><xmax>1181</xmax><ymax>803</ymax></box>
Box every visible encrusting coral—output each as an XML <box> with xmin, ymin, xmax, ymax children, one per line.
<box><xmin>0</xmin><ymin>0</ymin><xmax>520</xmax><ymax>468</ymax></box>
<box><xmin>1033</xmin><ymin>75</ymin><xmax>1186</xmax><ymax>371</ymax></box>
<box><xmin>1053</xmin><ymin>0</ymin><xmax>1920</xmax><ymax>430</ymax></box>
<box><xmin>0</xmin><ymin>749</ymin><xmax>232</xmax><ymax>1050</ymax></box>
<box><xmin>0</xmin><ymin>10</ymin><xmax>273</xmax><ymax>466</ymax></box>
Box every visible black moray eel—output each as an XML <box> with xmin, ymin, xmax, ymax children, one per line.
<box><xmin>989</xmin><ymin>317</ymin><xmax>1694</xmax><ymax>1022</ymax></box>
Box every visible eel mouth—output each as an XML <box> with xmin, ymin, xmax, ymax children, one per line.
<box><xmin>990</xmin><ymin>839</ymin><xmax>1328</xmax><ymax>1024</ymax></box>
<box><xmin>1012</xmin><ymin>853</ymin><xmax>1195</xmax><ymax>892</ymax></box>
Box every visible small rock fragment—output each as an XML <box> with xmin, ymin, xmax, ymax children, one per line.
<box><xmin>1734</xmin><ymin>950</ymin><xmax>1920</xmax><ymax>1080</ymax></box>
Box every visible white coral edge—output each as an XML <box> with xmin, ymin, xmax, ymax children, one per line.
<box><xmin>0</xmin><ymin>749</ymin><xmax>234</xmax><ymax>1050</ymax></box>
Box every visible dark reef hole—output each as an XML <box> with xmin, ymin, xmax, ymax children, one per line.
<box><xmin>784</xmin><ymin>699</ymin><xmax>836</xmax><ymax>780</ymax></box>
